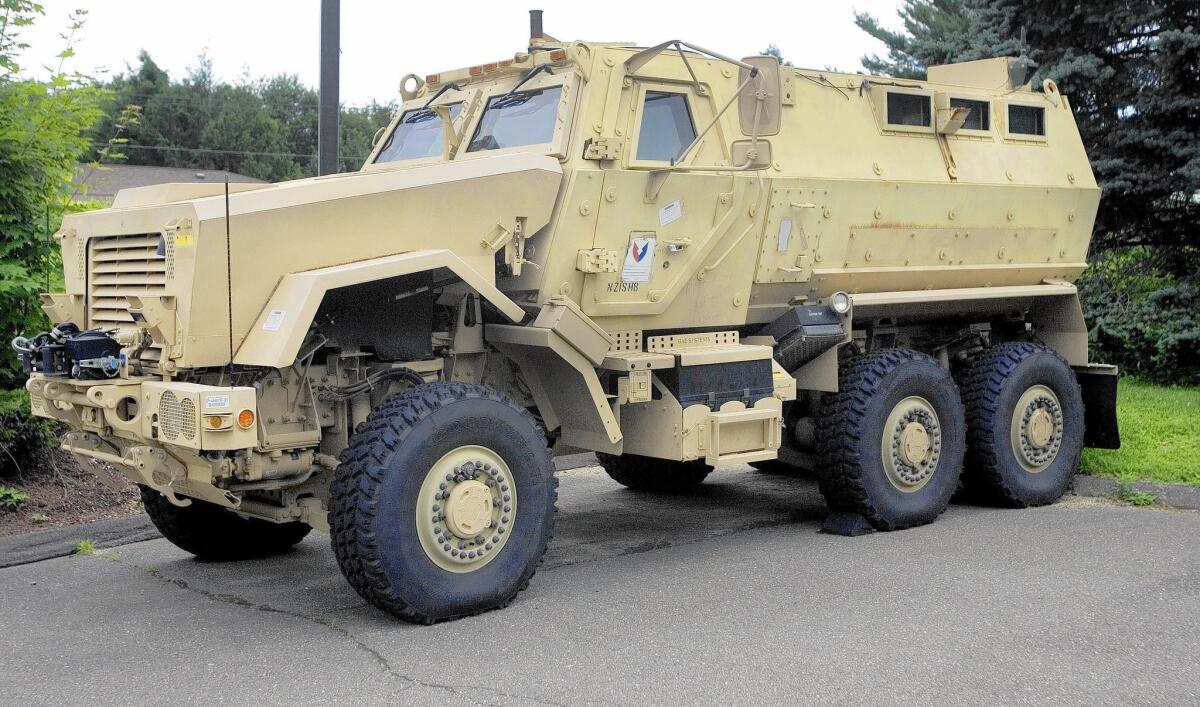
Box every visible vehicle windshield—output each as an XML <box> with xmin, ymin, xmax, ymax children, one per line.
<box><xmin>467</xmin><ymin>86</ymin><xmax>562</xmax><ymax>153</ymax></box>
<box><xmin>375</xmin><ymin>103</ymin><xmax>464</xmax><ymax>163</ymax></box>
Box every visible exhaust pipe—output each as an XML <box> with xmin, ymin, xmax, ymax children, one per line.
<box><xmin>529</xmin><ymin>9</ymin><xmax>543</xmax><ymax>42</ymax></box>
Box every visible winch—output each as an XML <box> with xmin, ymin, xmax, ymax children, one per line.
<box><xmin>12</xmin><ymin>323</ymin><xmax>124</xmax><ymax>380</ymax></box>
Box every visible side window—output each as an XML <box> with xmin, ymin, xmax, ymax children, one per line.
<box><xmin>635</xmin><ymin>91</ymin><xmax>696</xmax><ymax>162</ymax></box>
<box><xmin>1008</xmin><ymin>104</ymin><xmax>1045</xmax><ymax>136</ymax></box>
<box><xmin>375</xmin><ymin>103</ymin><xmax>464</xmax><ymax>163</ymax></box>
<box><xmin>887</xmin><ymin>92</ymin><xmax>931</xmax><ymax>127</ymax></box>
<box><xmin>950</xmin><ymin>98</ymin><xmax>990</xmax><ymax>131</ymax></box>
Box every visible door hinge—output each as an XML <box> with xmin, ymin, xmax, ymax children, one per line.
<box><xmin>583</xmin><ymin>137</ymin><xmax>625</xmax><ymax>161</ymax></box>
<box><xmin>576</xmin><ymin>248</ymin><xmax>619</xmax><ymax>273</ymax></box>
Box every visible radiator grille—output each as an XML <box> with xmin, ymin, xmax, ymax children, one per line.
<box><xmin>88</xmin><ymin>234</ymin><xmax>167</xmax><ymax>327</ymax></box>
<box><xmin>158</xmin><ymin>391</ymin><xmax>196</xmax><ymax>442</ymax></box>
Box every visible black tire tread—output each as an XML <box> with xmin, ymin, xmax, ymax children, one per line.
<box><xmin>815</xmin><ymin>348</ymin><xmax>963</xmax><ymax>530</ymax></box>
<box><xmin>959</xmin><ymin>341</ymin><xmax>1082</xmax><ymax>507</ymax></box>
<box><xmin>595</xmin><ymin>452</ymin><xmax>712</xmax><ymax>492</ymax></box>
<box><xmin>140</xmin><ymin>486</ymin><xmax>311</xmax><ymax>560</ymax></box>
<box><xmin>328</xmin><ymin>382</ymin><xmax>556</xmax><ymax>623</ymax></box>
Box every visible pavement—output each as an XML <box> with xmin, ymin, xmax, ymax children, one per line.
<box><xmin>3</xmin><ymin>464</ymin><xmax>1199</xmax><ymax>706</ymax></box>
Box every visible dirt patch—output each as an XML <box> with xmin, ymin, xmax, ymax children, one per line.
<box><xmin>0</xmin><ymin>447</ymin><xmax>140</xmax><ymax>538</ymax></box>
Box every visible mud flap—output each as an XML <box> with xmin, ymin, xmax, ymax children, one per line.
<box><xmin>1075</xmin><ymin>364</ymin><xmax>1120</xmax><ymax>449</ymax></box>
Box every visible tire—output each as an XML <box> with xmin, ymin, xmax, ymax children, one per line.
<box><xmin>959</xmin><ymin>342</ymin><xmax>1084</xmax><ymax>507</ymax></box>
<box><xmin>595</xmin><ymin>452</ymin><xmax>712</xmax><ymax>492</ymax></box>
<box><xmin>749</xmin><ymin>459</ymin><xmax>809</xmax><ymax>476</ymax></box>
<box><xmin>816</xmin><ymin>349</ymin><xmax>966</xmax><ymax>530</ymax></box>
<box><xmin>329</xmin><ymin>382</ymin><xmax>556</xmax><ymax>623</ymax></box>
<box><xmin>140</xmin><ymin>486</ymin><xmax>311</xmax><ymax>560</ymax></box>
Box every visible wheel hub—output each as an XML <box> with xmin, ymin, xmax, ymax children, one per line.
<box><xmin>882</xmin><ymin>396</ymin><xmax>942</xmax><ymax>492</ymax></box>
<box><xmin>898</xmin><ymin>422</ymin><xmax>931</xmax><ymax>466</ymax></box>
<box><xmin>1011</xmin><ymin>385</ymin><xmax>1064</xmax><ymax>472</ymax></box>
<box><xmin>415</xmin><ymin>445</ymin><xmax>516</xmax><ymax>573</ymax></box>
<box><xmin>444</xmin><ymin>480</ymin><xmax>492</xmax><ymax>539</ymax></box>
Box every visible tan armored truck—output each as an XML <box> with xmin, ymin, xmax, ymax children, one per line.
<box><xmin>15</xmin><ymin>14</ymin><xmax>1119</xmax><ymax>622</ymax></box>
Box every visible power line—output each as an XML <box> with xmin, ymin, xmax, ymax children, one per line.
<box><xmin>94</xmin><ymin>142</ymin><xmax>316</xmax><ymax>159</ymax></box>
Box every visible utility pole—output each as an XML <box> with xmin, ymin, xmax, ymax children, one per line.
<box><xmin>317</xmin><ymin>0</ymin><xmax>340</xmax><ymax>175</ymax></box>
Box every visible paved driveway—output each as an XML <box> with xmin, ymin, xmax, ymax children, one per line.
<box><xmin>3</xmin><ymin>465</ymin><xmax>1198</xmax><ymax>705</ymax></box>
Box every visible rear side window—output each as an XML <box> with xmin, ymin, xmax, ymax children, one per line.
<box><xmin>950</xmin><ymin>98</ymin><xmax>990</xmax><ymax>131</ymax></box>
<box><xmin>636</xmin><ymin>91</ymin><xmax>696</xmax><ymax>162</ymax></box>
<box><xmin>887</xmin><ymin>92</ymin><xmax>931</xmax><ymax>127</ymax></box>
<box><xmin>375</xmin><ymin>103</ymin><xmax>463</xmax><ymax>163</ymax></box>
<box><xmin>1008</xmin><ymin>104</ymin><xmax>1045</xmax><ymax>135</ymax></box>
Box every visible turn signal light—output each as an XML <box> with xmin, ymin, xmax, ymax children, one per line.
<box><xmin>238</xmin><ymin>409</ymin><xmax>255</xmax><ymax>429</ymax></box>
<box><xmin>206</xmin><ymin>415</ymin><xmax>225</xmax><ymax>429</ymax></box>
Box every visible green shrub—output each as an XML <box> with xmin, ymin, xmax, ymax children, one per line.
<box><xmin>0</xmin><ymin>388</ymin><xmax>53</xmax><ymax>478</ymax></box>
<box><xmin>1078</xmin><ymin>247</ymin><xmax>1200</xmax><ymax>385</ymax></box>
<box><xmin>0</xmin><ymin>483</ymin><xmax>29</xmax><ymax>509</ymax></box>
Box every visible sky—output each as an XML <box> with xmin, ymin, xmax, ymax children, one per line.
<box><xmin>15</xmin><ymin>1</ymin><xmax>904</xmax><ymax>106</ymax></box>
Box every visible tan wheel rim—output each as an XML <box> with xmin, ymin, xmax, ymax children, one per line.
<box><xmin>881</xmin><ymin>396</ymin><xmax>942</xmax><ymax>493</ymax></box>
<box><xmin>1010</xmin><ymin>384</ymin><xmax>1063</xmax><ymax>473</ymax></box>
<box><xmin>416</xmin><ymin>445</ymin><xmax>516</xmax><ymax>573</ymax></box>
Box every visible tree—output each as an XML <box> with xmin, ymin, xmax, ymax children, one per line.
<box><xmin>0</xmin><ymin>2</ymin><xmax>106</xmax><ymax>386</ymax></box>
<box><xmin>855</xmin><ymin>0</ymin><xmax>1199</xmax><ymax>273</ymax></box>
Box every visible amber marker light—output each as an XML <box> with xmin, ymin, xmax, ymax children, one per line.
<box><xmin>238</xmin><ymin>409</ymin><xmax>255</xmax><ymax>429</ymax></box>
<box><xmin>207</xmin><ymin>415</ymin><xmax>225</xmax><ymax>429</ymax></box>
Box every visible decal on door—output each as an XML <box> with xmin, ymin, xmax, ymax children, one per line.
<box><xmin>621</xmin><ymin>236</ymin><xmax>656</xmax><ymax>283</ymax></box>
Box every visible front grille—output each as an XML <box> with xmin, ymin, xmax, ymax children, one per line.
<box><xmin>87</xmin><ymin>233</ymin><xmax>168</xmax><ymax>363</ymax></box>
<box><xmin>88</xmin><ymin>234</ymin><xmax>167</xmax><ymax>327</ymax></box>
<box><xmin>159</xmin><ymin>391</ymin><xmax>196</xmax><ymax>442</ymax></box>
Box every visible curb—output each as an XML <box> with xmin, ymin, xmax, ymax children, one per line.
<box><xmin>0</xmin><ymin>513</ymin><xmax>159</xmax><ymax>569</ymax></box>
<box><xmin>0</xmin><ymin>453</ymin><xmax>604</xmax><ymax>570</ymax></box>
<box><xmin>1071</xmin><ymin>474</ymin><xmax>1200</xmax><ymax>510</ymax></box>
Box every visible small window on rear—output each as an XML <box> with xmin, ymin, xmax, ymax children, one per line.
<box><xmin>635</xmin><ymin>91</ymin><xmax>696</xmax><ymax>162</ymax></box>
<box><xmin>1008</xmin><ymin>104</ymin><xmax>1045</xmax><ymax>136</ymax></box>
<box><xmin>887</xmin><ymin>92</ymin><xmax>931</xmax><ymax>127</ymax></box>
<box><xmin>950</xmin><ymin>98</ymin><xmax>990</xmax><ymax>131</ymax></box>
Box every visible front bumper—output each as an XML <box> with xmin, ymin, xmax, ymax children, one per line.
<box><xmin>27</xmin><ymin>375</ymin><xmax>258</xmax><ymax>451</ymax></box>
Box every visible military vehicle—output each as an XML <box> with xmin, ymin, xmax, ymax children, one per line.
<box><xmin>14</xmin><ymin>11</ymin><xmax>1118</xmax><ymax>622</ymax></box>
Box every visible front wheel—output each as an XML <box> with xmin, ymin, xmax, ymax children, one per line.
<box><xmin>329</xmin><ymin>383</ymin><xmax>557</xmax><ymax>623</ymax></box>
<box><xmin>140</xmin><ymin>487</ymin><xmax>311</xmax><ymax>560</ymax></box>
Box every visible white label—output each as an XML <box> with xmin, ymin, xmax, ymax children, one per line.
<box><xmin>262</xmin><ymin>309</ymin><xmax>286</xmax><ymax>332</ymax></box>
<box><xmin>777</xmin><ymin>218</ymin><xmax>793</xmax><ymax>252</ymax></box>
<box><xmin>621</xmin><ymin>236</ymin><xmax>656</xmax><ymax>283</ymax></box>
<box><xmin>203</xmin><ymin>394</ymin><xmax>230</xmax><ymax>411</ymax></box>
<box><xmin>658</xmin><ymin>200</ymin><xmax>682</xmax><ymax>226</ymax></box>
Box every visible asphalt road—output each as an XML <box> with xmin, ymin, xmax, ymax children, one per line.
<box><xmin>3</xmin><ymin>465</ymin><xmax>1199</xmax><ymax>706</ymax></box>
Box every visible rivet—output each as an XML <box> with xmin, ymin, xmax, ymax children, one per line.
<box><xmin>948</xmin><ymin>208</ymin><xmax>957</xmax><ymax>220</ymax></box>
<box><xmin>579</xmin><ymin>200</ymin><xmax>593</xmax><ymax>216</ymax></box>
<box><xmin>872</xmin><ymin>162</ymin><xmax>882</xmax><ymax>175</ymax></box>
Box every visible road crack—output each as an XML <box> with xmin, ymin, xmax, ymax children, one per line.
<box><xmin>101</xmin><ymin>553</ymin><xmax>571</xmax><ymax>707</ymax></box>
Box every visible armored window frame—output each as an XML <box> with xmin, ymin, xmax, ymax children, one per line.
<box><xmin>626</xmin><ymin>81</ymin><xmax>721</xmax><ymax>169</ymax></box>
<box><xmin>454</xmin><ymin>68</ymin><xmax>580</xmax><ymax>163</ymax></box>
<box><xmin>361</xmin><ymin>85</ymin><xmax>482</xmax><ymax>170</ymax></box>
<box><xmin>1000</xmin><ymin>99</ymin><xmax>1049</xmax><ymax>143</ymax></box>
<box><xmin>868</xmin><ymin>84</ymin><xmax>936</xmax><ymax>135</ymax></box>
<box><xmin>949</xmin><ymin>97</ymin><xmax>991</xmax><ymax>132</ymax></box>
<box><xmin>631</xmin><ymin>90</ymin><xmax>698</xmax><ymax>164</ymax></box>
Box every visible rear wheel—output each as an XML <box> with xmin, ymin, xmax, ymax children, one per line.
<box><xmin>140</xmin><ymin>487</ymin><xmax>311</xmax><ymax>560</ymax></box>
<box><xmin>816</xmin><ymin>349</ymin><xmax>966</xmax><ymax>530</ymax></box>
<box><xmin>959</xmin><ymin>342</ymin><xmax>1084</xmax><ymax>506</ymax></box>
<box><xmin>596</xmin><ymin>452</ymin><xmax>712</xmax><ymax>492</ymax></box>
<box><xmin>329</xmin><ymin>383</ymin><xmax>556</xmax><ymax>623</ymax></box>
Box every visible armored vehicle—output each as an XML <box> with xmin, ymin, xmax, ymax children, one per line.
<box><xmin>15</xmin><ymin>12</ymin><xmax>1118</xmax><ymax>622</ymax></box>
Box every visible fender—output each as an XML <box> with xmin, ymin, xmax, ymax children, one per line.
<box><xmin>234</xmin><ymin>249</ymin><xmax>526</xmax><ymax>368</ymax></box>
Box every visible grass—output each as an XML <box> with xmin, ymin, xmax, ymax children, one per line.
<box><xmin>1081</xmin><ymin>378</ymin><xmax>1200</xmax><ymax>486</ymax></box>
<box><xmin>73</xmin><ymin>539</ymin><xmax>96</xmax><ymax>556</ymax></box>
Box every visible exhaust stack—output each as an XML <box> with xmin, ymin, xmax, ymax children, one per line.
<box><xmin>529</xmin><ymin>9</ymin><xmax>544</xmax><ymax>42</ymax></box>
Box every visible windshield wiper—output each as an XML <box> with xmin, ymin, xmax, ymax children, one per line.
<box><xmin>423</xmin><ymin>81</ymin><xmax>462</xmax><ymax>108</ymax></box>
<box><xmin>502</xmin><ymin>64</ymin><xmax>553</xmax><ymax>98</ymax></box>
